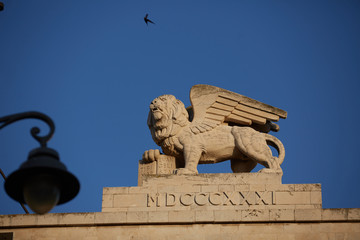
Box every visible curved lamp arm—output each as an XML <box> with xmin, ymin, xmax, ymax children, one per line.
<box><xmin>0</xmin><ymin>111</ymin><xmax>56</xmax><ymax>214</ymax></box>
<box><xmin>0</xmin><ymin>111</ymin><xmax>55</xmax><ymax>147</ymax></box>
<box><xmin>1</xmin><ymin>111</ymin><xmax>79</xmax><ymax>214</ymax></box>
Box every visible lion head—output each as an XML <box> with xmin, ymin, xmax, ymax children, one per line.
<box><xmin>147</xmin><ymin>95</ymin><xmax>189</xmax><ymax>145</ymax></box>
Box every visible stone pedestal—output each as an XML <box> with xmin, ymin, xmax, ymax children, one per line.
<box><xmin>103</xmin><ymin>173</ymin><xmax>323</xmax><ymax>216</ymax></box>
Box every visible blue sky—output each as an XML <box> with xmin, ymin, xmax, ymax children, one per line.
<box><xmin>0</xmin><ymin>0</ymin><xmax>359</xmax><ymax>214</ymax></box>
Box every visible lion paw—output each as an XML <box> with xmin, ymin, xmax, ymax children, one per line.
<box><xmin>142</xmin><ymin>149</ymin><xmax>161</xmax><ymax>163</ymax></box>
<box><xmin>173</xmin><ymin>168</ymin><xmax>198</xmax><ymax>175</ymax></box>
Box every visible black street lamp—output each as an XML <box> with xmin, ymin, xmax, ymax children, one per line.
<box><xmin>0</xmin><ymin>111</ymin><xmax>80</xmax><ymax>214</ymax></box>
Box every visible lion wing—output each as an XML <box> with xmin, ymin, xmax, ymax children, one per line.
<box><xmin>188</xmin><ymin>84</ymin><xmax>287</xmax><ymax>134</ymax></box>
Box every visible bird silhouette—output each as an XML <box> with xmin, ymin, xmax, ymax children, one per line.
<box><xmin>144</xmin><ymin>13</ymin><xmax>155</xmax><ymax>25</ymax></box>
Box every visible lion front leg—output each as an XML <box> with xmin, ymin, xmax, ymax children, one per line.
<box><xmin>174</xmin><ymin>143</ymin><xmax>202</xmax><ymax>175</ymax></box>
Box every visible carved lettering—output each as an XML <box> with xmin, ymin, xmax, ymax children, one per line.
<box><xmin>180</xmin><ymin>193</ymin><xmax>193</xmax><ymax>206</ymax></box>
<box><xmin>147</xmin><ymin>193</ymin><xmax>159</xmax><ymax>207</ymax></box>
<box><xmin>209</xmin><ymin>192</ymin><xmax>222</xmax><ymax>205</ymax></box>
<box><xmin>223</xmin><ymin>192</ymin><xmax>237</xmax><ymax>205</ymax></box>
<box><xmin>139</xmin><ymin>161</ymin><xmax>156</xmax><ymax>175</ymax></box>
<box><xmin>156</xmin><ymin>156</ymin><xmax>176</xmax><ymax>174</ymax></box>
<box><xmin>166</xmin><ymin>193</ymin><xmax>176</xmax><ymax>206</ymax></box>
<box><xmin>272</xmin><ymin>190</ymin><xmax>276</xmax><ymax>204</ymax></box>
<box><xmin>255</xmin><ymin>191</ymin><xmax>270</xmax><ymax>205</ymax></box>
<box><xmin>147</xmin><ymin>191</ymin><xmax>275</xmax><ymax>207</ymax></box>
<box><xmin>194</xmin><ymin>193</ymin><xmax>208</xmax><ymax>206</ymax></box>
<box><xmin>239</xmin><ymin>191</ymin><xmax>253</xmax><ymax>205</ymax></box>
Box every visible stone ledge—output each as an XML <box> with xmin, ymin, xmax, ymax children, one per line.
<box><xmin>1</xmin><ymin>208</ymin><xmax>359</xmax><ymax>228</ymax></box>
<box><xmin>141</xmin><ymin>172</ymin><xmax>283</xmax><ymax>186</ymax></box>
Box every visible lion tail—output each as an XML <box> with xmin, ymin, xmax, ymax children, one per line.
<box><xmin>264</xmin><ymin>134</ymin><xmax>285</xmax><ymax>166</ymax></box>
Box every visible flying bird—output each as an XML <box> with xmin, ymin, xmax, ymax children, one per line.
<box><xmin>144</xmin><ymin>13</ymin><xmax>155</xmax><ymax>25</ymax></box>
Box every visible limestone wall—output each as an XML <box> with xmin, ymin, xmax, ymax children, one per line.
<box><xmin>0</xmin><ymin>210</ymin><xmax>360</xmax><ymax>239</ymax></box>
<box><xmin>1</xmin><ymin>173</ymin><xmax>359</xmax><ymax>239</ymax></box>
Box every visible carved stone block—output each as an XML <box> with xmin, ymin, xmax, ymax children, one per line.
<box><xmin>138</xmin><ymin>155</ymin><xmax>176</xmax><ymax>185</ymax></box>
<box><xmin>104</xmin><ymin>174</ymin><xmax>322</xmax><ymax>213</ymax></box>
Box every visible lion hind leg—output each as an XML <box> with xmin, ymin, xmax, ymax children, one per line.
<box><xmin>231</xmin><ymin>159</ymin><xmax>257</xmax><ymax>173</ymax></box>
<box><xmin>232</xmin><ymin>126</ymin><xmax>277</xmax><ymax>171</ymax></box>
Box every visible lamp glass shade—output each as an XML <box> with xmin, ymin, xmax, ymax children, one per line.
<box><xmin>23</xmin><ymin>174</ymin><xmax>60</xmax><ymax>214</ymax></box>
<box><xmin>4</xmin><ymin>147</ymin><xmax>80</xmax><ymax>214</ymax></box>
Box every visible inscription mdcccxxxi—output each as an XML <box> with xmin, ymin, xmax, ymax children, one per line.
<box><xmin>147</xmin><ymin>191</ymin><xmax>275</xmax><ymax>207</ymax></box>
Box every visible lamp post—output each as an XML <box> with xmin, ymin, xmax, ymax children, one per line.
<box><xmin>0</xmin><ymin>111</ymin><xmax>80</xmax><ymax>214</ymax></box>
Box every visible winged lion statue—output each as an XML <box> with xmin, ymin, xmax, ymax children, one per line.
<box><xmin>143</xmin><ymin>84</ymin><xmax>287</xmax><ymax>175</ymax></box>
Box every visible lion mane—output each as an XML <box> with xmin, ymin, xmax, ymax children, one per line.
<box><xmin>147</xmin><ymin>95</ymin><xmax>189</xmax><ymax>146</ymax></box>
